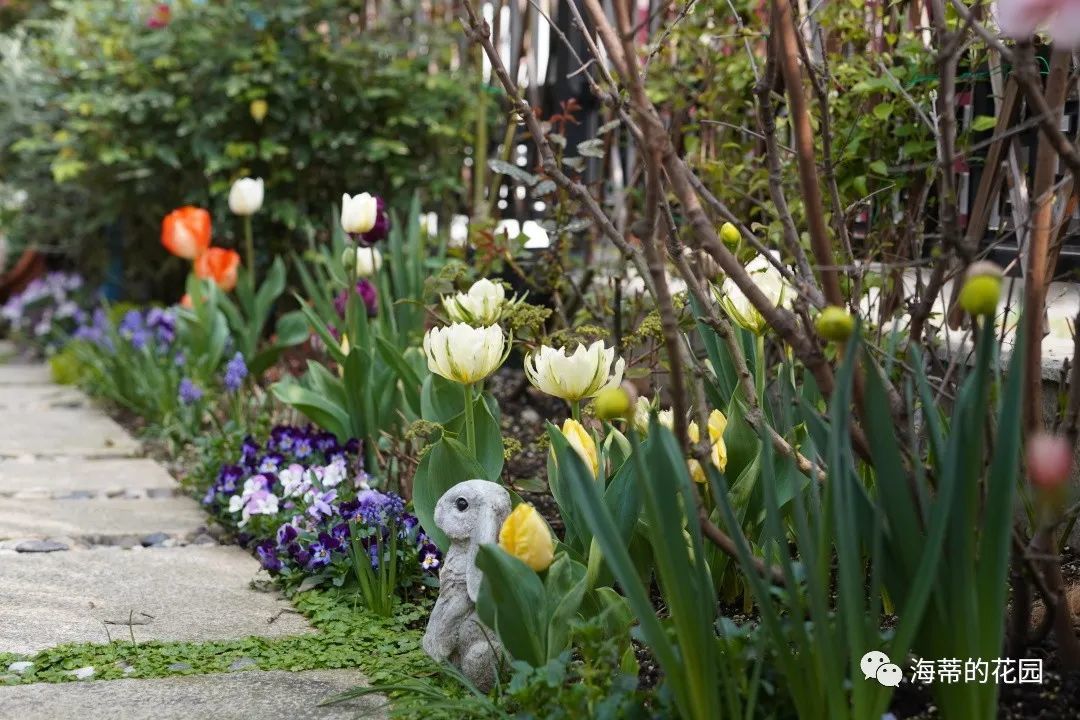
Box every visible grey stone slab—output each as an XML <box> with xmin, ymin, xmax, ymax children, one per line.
<box><xmin>0</xmin><ymin>497</ymin><xmax>206</xmax><ymax>541</ymax></box>
<box><xmin>0</xmin><ymin>546</ymin><xmax>313</xmax><ymax>653</ymax></box>
<box><xmin>0</xmin><ymin>458</ymin><xmax>177</xmax><ymax>497</ymax></box>
<box><xmin>0</xmin><ymin>670</ymin><xmax>385</xmax><ymax>720</ymax></box>
<box><xmin>0</xmin><ymin>383</ymin><xmax>88</xmax><ymax>410</ymax></box>
<box><xmin>0</xmin><ymin>364</ymin><xmax>52</xmax><ymax>385</ymax></box>
<box><xmin>0</xmin><ymin>408</ymin><xmax>140</xmax><ymax>457</ymax></box>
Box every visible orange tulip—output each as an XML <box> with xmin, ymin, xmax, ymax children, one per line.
<box><xmin>162</xmin><ymin>206</ymin><xmax>212</xmax><ymax>260</ymax></box>
<box><xmin>179</xmin><ymin>293</ymin><xmax>193</xmax><ymax>309</ymax></box>
<box><xmin>194</xmin><ymin>247</ymin><xmax>241</xmax><ymax>292</ymax></box>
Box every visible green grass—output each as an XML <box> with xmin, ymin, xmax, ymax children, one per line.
<box><xmin>1</xmin><ymin>590</ymin><xmax>456</xmax><ymax>714</ymax></box>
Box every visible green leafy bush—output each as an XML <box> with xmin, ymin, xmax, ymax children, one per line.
<box><xmin>0</xmin><ymin>0</ymin><xmax>474</xmax><ymax>297</ymax></box>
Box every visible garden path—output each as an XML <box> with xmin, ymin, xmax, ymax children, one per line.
<box><xmin>0</xmin><ymin>352</ymin><xmax>383</xmax><ymax>719</ymax></box>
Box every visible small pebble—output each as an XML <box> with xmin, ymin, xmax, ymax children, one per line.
<box><xmin>140</xmin><ymin>532</ymin><xmax>170</xmax><ymax>547</ymax></box>
<box><xmin>15</xmin><ymin>539</ymin><xmax>68</xmax><ymax>553</ymax></box>
<box><xmin>7</xmin><ymin>661</ymin><xmax>32</xmax><ymax>674</ymax></box>
<box><xmin>72</xmin><ymin>667</ymin><xmax>94</xmax><ymax>680</ymax></box>
<box><xmin>228</xmin><ymin>657</ymin><xmax>257</xmax><ymax>672</ymax></box>
<box><xmin>167</xmin><ymin>662</ymin><xmax>191</xmax><ymax>672</ymax></box>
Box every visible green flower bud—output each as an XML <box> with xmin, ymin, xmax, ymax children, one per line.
<box><xmin>815</xmin><ymin>305</ymin><xmax>855</xmax><ymax>342</ymax></box>
<box><xmin>720</xmin><ymin>222</ymin><xmax>741</xmax><ymax>249</ymax></box>
<box><xmin>594</xmin><ymin>387</ymin><xmax>632</xmax><ymax>421</ymax></box>
<box><xmin>958</xmin><ymin>261</ymin><xmax>1003</xmax><ymax>317</ymax></box>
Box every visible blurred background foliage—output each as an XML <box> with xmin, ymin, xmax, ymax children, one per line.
<box><xmin>0</xmin><ymin>0</ymin><xmax>475</xmax><ymax>299</ymax></box>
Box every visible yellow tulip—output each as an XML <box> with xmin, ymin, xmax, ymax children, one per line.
<box><xmin>499</xmin><ymin>503</ymin><xmax>554</xmax><ymax>572</ymax></box>
<box><xmin>707</xmin><ymin>409</ymin><xmax>728</xmax><ymax>472</ymax></box>
<box><xmin>561</xmin><ymin>418</ymin><xmax>599</xmax><ymax>477</ymax></box>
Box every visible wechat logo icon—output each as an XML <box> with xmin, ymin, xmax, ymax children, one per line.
<box><xmin>861</xmin><ymin>650</ymin><xmax>903</xmax><ymax>687</ymax></box>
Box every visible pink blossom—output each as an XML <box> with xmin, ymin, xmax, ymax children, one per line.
<box><xmin>1027</xmin><ymin>432</ymin><xmax>1073</xmax><ymax>490</ymax></box>
<box><xmin>146</xmin><ymin>3</ymin><xmax>171</xmax><ymax>29</ymax></box>
<box><xmin>995</xmin><ymin>0</ymin><xmax>1080</xmax><ymax>46</ymax></box>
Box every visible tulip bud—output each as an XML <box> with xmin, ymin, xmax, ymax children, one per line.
<box><xmin>958</xmin><ymin>261</ymin><xmax>1003</xmax><ymax>317</ymax></box>
<box><xmin>720</xmin><ymin>222</ymin><xmax>741</xmax><ymax>249</ymax></box>
<box><xmin>228</xmin><ymin>177</ymin><xmax>264</xmax><ymax>216</ymax></box>
<box><xmin>815</xmin><ymin>305</ymin><xmax>855</xmax><ymax>342</ymax></box>
<box><xmin>341</xmin><ymin>192</ymin><xmax>378</xmax><ymax>235</ymax></box>
<box><xmin>1028</xmin><ymin>433</ymin><xmax>1072</xmax><ymax>491</ymax></box>
<box><xmin>249</xmin><ymin>99</ymin><xmax>268</xmax><ymax>123</ymax></box>
<box><xmin>499</xmin><ymin>503</ymin><xmax>555</xmax><ymax>572</ymax></box>
<box><xmin>561</xmin><ymin>418</ymin><xmax>599</xmax><ymax>477</ymax></box>
<box><xmin>342</xmin><ymin>247</ymin><xmax>382</xmax><ymax>277</ymax></box>
<box><xmin>594</xmin><ymin>387</ymin><xmax>632</xmax><ymax>421</ymax></box>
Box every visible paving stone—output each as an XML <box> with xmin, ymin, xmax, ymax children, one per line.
<box><xmin>0</xmin><ymin>457</ymin><xmax>177</xmax><ymax>496</ymax></box>
<box><xmin>0</xmin><ymin>384</ymin><xmax>87</xmax><ymax>410</ymax></box>
<box><xmin>0</xmin><ymin>363</ymin><xmax>52</xmax><ymax>385</ymax></box>
<box><xmin>0</xmin><ymin>546</ymin><xmax>313</xmax><ymax>654</ymax></box>
<box><xmin>0</xmin><ymin>669</ymin><xmax>385</xmax><ymax>720</ymax></box>
<box><xmin>0</xmin><ymin>497</ymin><xmax>206</xmax><ymax>541</ymax></box>
<box><xmin>0</xmin><ymin>408</ymin><xmax>140</xmax><ymax>457</ymax></box>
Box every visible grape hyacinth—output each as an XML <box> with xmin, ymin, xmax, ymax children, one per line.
<box><xmin>222</xmin><ymin>351</ymin><xmax>248</xmax><ymax>392</ymax></box>
<box><xmin>178</xmin><ymin>378</ymin><xmax>203</xmax><ymax>405</ymax></box>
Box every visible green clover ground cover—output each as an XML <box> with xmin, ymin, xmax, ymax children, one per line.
<box><xmin>0</xmin><ymin>591</ymin><xmax>456</xmax><ymax>714</ymax></box>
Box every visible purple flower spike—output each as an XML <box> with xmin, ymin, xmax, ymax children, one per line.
<box><xmin>178</xmin><ymin>378</ymin><xmax>203</xmax><ymax>406</ymax></box>
<box><xmin>223</xmin><ymin>352</ymin><xmax>248</xmax><ymax>392</ymax></box>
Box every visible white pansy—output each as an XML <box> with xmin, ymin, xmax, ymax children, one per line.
<box><xmin>525</xmin><ymin>341</ymin><xmax>625</xmax><ymax>403</ymax></box>
<box><xmin>442</xmin><ymin>278</ymin><xmax>508</xmax><ymax>326</ymax></box>
<box><xmin>423</xmin><ymin>323</ymin><xmax>506</xmax><ymax>384</ymax></box>
<box><xmin>714</xmin><ymin>252</ymin><xmax>790</xmax><ymax>335</ymax></box>
<box><xmin>228</xmin><ymin>177</ymin><xmax>264</xmax><ymax>216</ymax></box>
<box><xmin>341</xmin><ymin>192</ymin><xmax>378</xmax><ymax>234</ymax></box>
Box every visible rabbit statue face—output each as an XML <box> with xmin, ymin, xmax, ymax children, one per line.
<box><xmin>434</xmin><ymin>479</ymin><xmax>511</xmax><ymax>601</ymax></box>
<box><xmin>434</xmin><ymin>479</ymin><xmax>512</xmax><ymax>543</ymax></box>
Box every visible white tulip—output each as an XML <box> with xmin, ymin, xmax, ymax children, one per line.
<box><xmin>341</xmin><ymin>192</ymin><xmax>378</xmax><ymax>234</ymax></box>
<box><xmin>347</xmin><ymin>247</ymin><xmax>382</xmax><ymax>277</ymax></box>
<box><xmin>423</xmin><ymin>323</ymin><xmax>506</xmax><ymax>385</ymax></box>
<box><xmin>713</xmin><ymin>252</ymin><xmax>790</xmax><ymax>335</ymax></box>
<box><xmin>524</xmin><ymin>340</ymin><xmax>625</xmax><ymax>403</ymax></box>
<box><xmin>228</xmin><ymin>177</ymin><xmax>264</xmax><ymax>216</ymax></box>
<box><xmin>442</xmin><ymin>278</ymin><xmax>507</xmax><ymax>326</ymax></box>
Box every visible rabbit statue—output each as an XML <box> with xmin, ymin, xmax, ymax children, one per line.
<box><xmin>422</xmin><ymin>479</ymin><xmax>511</xmax><ymax>691</ymax></box>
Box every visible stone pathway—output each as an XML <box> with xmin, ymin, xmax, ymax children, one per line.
<box><xmin>0</xmin><ymin>359</ymin><xmax>382</xmax><ymax>718</ymax></box>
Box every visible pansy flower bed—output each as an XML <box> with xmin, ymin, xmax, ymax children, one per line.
<box><xmin>203</xmin><ymin>425</ymin><xmax>441</xmax><ymax>602</ymax></box>
<box><xmin>1</xmin><ymin>272</ymin><xmax>96</xmax><ymax>354</ymax></box>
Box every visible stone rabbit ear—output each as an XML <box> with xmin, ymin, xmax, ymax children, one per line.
<box><xmin>464</xmin><ymin>485</ymin><xmax>511</xmax><ymax>602</ymax></box>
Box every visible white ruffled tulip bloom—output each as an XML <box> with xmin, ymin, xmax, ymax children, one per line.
<box><xmin>525</xmin><ymin>341</ymin><xmax>625</xmax><ymax>403</ymax></box>
<box><xmin>350</xmin><ymin>247</ymin><xmax>382</xmax><ymax>277</ymax></box>
<box><xmin>714</xmin><ymin>252</ymin><xmax>790</xmax><ymax>335</ymax></box>
<box><xmin>424</xmin><ymin>323</ymin><xmax>506</xmax><ymax>385</ymax></box>
<box><xmin>341</xmin><ymin>192</ymin><xmax>378</xmax><ymax>234</ymax></box>
<box><xmin>228</xmin><ymin>177</ymin><xmax>264</xmax><ymax>216</ymax></box>
<box><xmin>443</xmin><ymin>278</ymin><xmax>507</xmax><ymax>326</ymax></box>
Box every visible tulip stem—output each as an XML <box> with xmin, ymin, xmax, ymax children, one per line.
<box><xmin>243</xmin><ymin>216</ymin><xmax>256</xmax><ymax>283</ymax></box>
<box><xmin>463</xmin><ymin>383</ymin><xmax>477</xmax><ymax>458</ymax></box>
<box><xmin>570</xmin><ymin>400</ymin><xmax>581</xmax><ymax>422</ymax></box>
